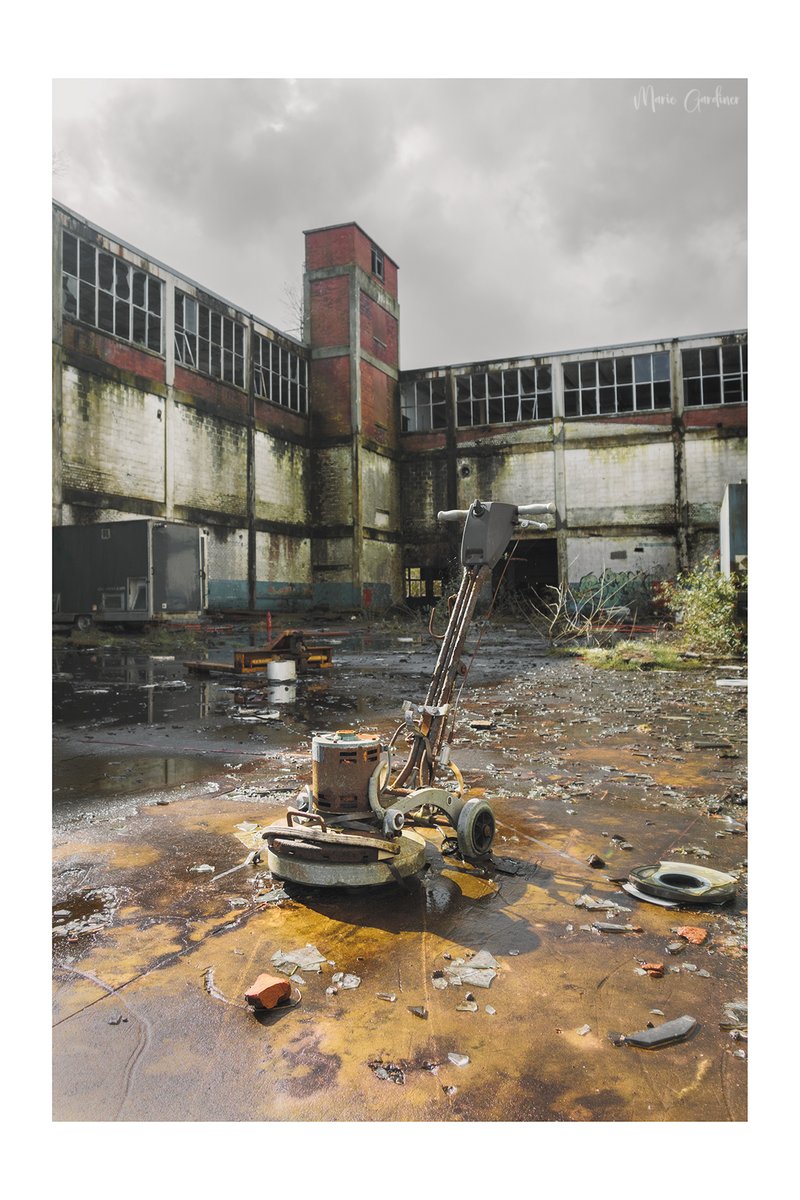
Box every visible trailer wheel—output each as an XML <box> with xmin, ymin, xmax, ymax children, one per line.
<box><xmin>456</xmin><ymin>799</ymin><xmax>495</xmax><ymax>859</ymax></box>
<box><xmin>74</xmin><ymin>615</ymin><xmax>93</xmax><ymax>632</ymax></box>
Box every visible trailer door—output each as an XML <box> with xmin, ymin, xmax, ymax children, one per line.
<box><xmin>152</xmin><ymin>524</ymin><xmax>202</xmax><ymax>614</ymax></box>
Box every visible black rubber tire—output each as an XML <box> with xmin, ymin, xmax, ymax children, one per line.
<box><xmin>456</xmin><ymin>799</ymin><xmax>496</xmax><ymax>859</ymax></box>
<box><xmin>74</xmin><ymin>614</ymin><xmax>93</xmax><ymax>632</ymax></box>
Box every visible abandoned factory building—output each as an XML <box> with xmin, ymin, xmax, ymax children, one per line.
<box><xmin>52</xmin><ymin>202</ymin><xmax>747</xmax><ymax>613</ymax></box>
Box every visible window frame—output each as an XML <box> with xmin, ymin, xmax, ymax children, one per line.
<box><xmin>564</xmin><ymin>351</ymin><xmax>672</xmax><ymax>417</ymax></box>
<box><xmin>62</xmin><ymin>229</ymin><xmax>164</xmax><ymax>355</ymax></box>
<box><xmin>682</xmin><ymin>343</ymin><xmax>747</xmax><ymax>407</ymax></box>
<box><xmin>455</xmin><ymin>365</ymin><xmax>553</xmax><ymax>428</ymax></box>
<box><xmin>253</xmin><ymin>334</ymin><xmax>309</xmax><ymax>415</ymax></box>
<box><xmin>174</xmin><ymin>290</ymin><xmax>246</xmax><ymax>389</ymax></box>
<box><xmin>400</xmin><ymin>378</ymin><xmax>448</xmax><ymax>432</ymax></box>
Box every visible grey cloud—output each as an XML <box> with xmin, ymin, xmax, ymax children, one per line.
<box><xmin>53</xmin><ymin>78</ymin><xmax>746</xmax><ymax>367</ymax></box>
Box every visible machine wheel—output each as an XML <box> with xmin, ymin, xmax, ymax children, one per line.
<box><xmin>74</xmin><ymin>615</ymin><xmax>93</xmax><ymax>632</ymax></box>
<box><xmin>456</xmin><ymin>799</ymin><xmax>495</xmax><ymax>859</ymax></box>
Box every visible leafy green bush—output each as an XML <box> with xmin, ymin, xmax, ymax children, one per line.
<box><xmin>660</xmin><ymin>556</ymin><xmax>745</xmax><ymax>656</ymax></box>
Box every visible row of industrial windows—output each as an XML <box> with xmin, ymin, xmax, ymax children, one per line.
<box><xmin>401</xmin><ymin>345</ymin><xmax>747</xmax><ymax>431</ymax></box>
<box><xmin>62</xmin><ymin>231</ymin><xmax>308</xmax><ymax>413</ymax></box>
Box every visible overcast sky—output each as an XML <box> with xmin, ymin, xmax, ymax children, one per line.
<box><xmin>52</xmin><ymin>77</ymin><xmax>746</xmax><ymax>369</ymax></box>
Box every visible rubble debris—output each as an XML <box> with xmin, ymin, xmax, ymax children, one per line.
<box><xmin>673</xmin><ymin>926</ymin><xmax>709</xmax><ymax>945</ymax></box>
<box><xmin>621</xmin><ymin>1014</ymin><xmax>697</xmax><ymax>1049</ymax></box>
<box><xmin>442</xmin><ymin>1085</ymin><xmax>458</xmax><ymax>1096</ymax></box>
<box><xmin>368</xmin><ymin>1059</ymin><xmax>406</xmax><ymax>1085</ymax></box>
<box><xmin>485</xmin><ymin>1005</ymin><xmax>496</xmax><ymax>1015</ymax></box>
<box><xmin>575</xmin><ymin>894</ymin><xmax>630</xmax><ymax>912</ymax></box>
<box><xmin>721</xmin><ymin>1000</ymin><xmax>748</xmax><ymax>1029</ymax></box>
<box><xmin>666</xmin><ymin>942</ymin><xmax>686</xmax><ymax>955</ymax></box>
<box><xmin>636</xmin><ymin>962</ymin><xmax>665</xmax><ymax>977</ymax></box>
<box><xmin>188</xmin><ymin>864</ymin><xmax>215</xmax><ymax>874</ymax></box>
<box><xmin>447</xmin><ymin>1052</ymin><xmax>470</xmax><ymax>1067</ymax></box>
<box><xmin>443</xmin><ymin>949</ymin><xmax>499</xmax><ymax>988</ymax></box>
<box><xmin>456</xmin><ymin>1000</ymin><xmax>479</xmax><ymax>1012</ymax></box>
<box><xmin>577</xmin><ymin>1024</ymin><xmax>591</xmax><ymax>1036</ymax></box>
<box><xmin>408</xmin><ymin>1006</ymin><xmax>428</xmax><ymax>1020</ymax></box>
<box><xmin>244</xmin><ymin>972</ymin><xmax>291</xmax><ymax>1010</ymax></box>
<box><xmin>107</xmin><ymin>1014</ymin><xmax>127</xmax><ymax>1025</ymax></box>
<box><xmin>587</xmin><ymin>854</ymin><xmax>606</xmax><ymax>869</ymax></box>
<box><xmin>271</xmin><ymin>944</ymin><xmax>325</xmax><ymax>975</ymax></box>
<box><xmin>376</xmin><ymin>993</ymin><xmax>397</xmax><ymax>1003</ymax></box>
<box><xmin>331</xmin><ymin>972</ymin><xmax>361</xmax><ymax>989</ymax></box>
<box><xmin>470</xmin><ymin>719</ymin><xmax>495</xmax><ymax>731</ymax></box>
<box><xmin>592</xmin><ymin>922</ymin><xmax>642</xmax><ymax>933</ymax></box>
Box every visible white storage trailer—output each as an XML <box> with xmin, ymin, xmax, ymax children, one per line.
<box><xmin>53</xmin><ymin>520</ymin><xmax>206</xmax><ymax>628</ymax></box>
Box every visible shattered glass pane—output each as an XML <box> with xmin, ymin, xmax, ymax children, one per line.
<box><xmin>98</xmin><ymin>290</ymin><xmax>114</xmax><ymax>333</ymax></box>
<box><xmin>98</xmin><ymin>253</ymin><xmax>114</xmax><ymax>293</ymax></box>
<box><xmin>148</xmin><ymin>313</ymin><xmax>161</xmax><ymax>353</ymax></box>
<box><xmin>62</xmin><ymin>275</ymin><xmax>78</xmax><ymax>316</ymax></box>
<box><xmin>132</xmin><ymin>271</ymin><xmax>146</xmax><ymax>308</ymax></box>
<box><xmin>79</xmin><ymin>240</ymin><xmax>96</xmax><ymax>283</ymax></box>
<box><xmin>115</xmin><ymin>300</ymin><xmax>130</xmax><ymax>340</ymax></box>
<box><xmin>148</xmin><ymin>277</ymin><xmax>161</xmax><ymax>315</ymax></box>
<box><xmin>115</xmin><ymin>260</ymin><xmax>130</xmax><ymax>300</ymax></box>
<box><xmin>79</xmin><ymin>281</ymin><xmax>95</xmax><ymax>323</ymax></box>
<box><xmin>63</xmin><ymin>232</ymin><xmax>78</xmax><ymax>277</ymax></box>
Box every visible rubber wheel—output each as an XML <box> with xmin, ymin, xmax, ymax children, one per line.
<box><xmin>74</xmin><ymin>615</ymin><xmax>93</xmax><ymax>632</ymax></box>
<box><xmin>456</xmin><ymin>799</ymin><xmax>496</xmax><ymax>859</ymax></box>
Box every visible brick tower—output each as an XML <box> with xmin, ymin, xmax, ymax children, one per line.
<box><xmin>304</xmin><ymin>223</ymin><xmax>402</xmax><ymax>609</ymax></box>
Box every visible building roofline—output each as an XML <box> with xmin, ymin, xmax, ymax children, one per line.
<box><xmin>302</xmin><ymin>221</ymin><xmax>399</xmax><ymax>269</ymax></box>
<box><xmin>53</xmin><ymin>200</ymin><xmax>307</xmax><ymax>351</ymax></box>
<box><xmin>401</xmin><ymin>329</ymin><xmax>748</xmax><ymax>376</ymax></box>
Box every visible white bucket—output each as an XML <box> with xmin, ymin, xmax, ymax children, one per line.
<box><xmin>267</xmin><ymin>659</ymin><xmax>296</xmax><ymax>682</ymax></box>
<box><xmin>268</xmin><ymin>684</ymin><xmax>296</xmax><ymax>705</ymax></box>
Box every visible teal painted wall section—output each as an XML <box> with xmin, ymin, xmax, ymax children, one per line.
<box><xmin>208</xmin><ymin>579</ymin><xmax>393</xmax><ymax>612</ymax></box>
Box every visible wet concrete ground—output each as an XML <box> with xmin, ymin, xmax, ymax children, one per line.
<box><xmin>52</xmin><ymin>621</ymin><xmax>747</xmax><ymax>1122</ymax></box>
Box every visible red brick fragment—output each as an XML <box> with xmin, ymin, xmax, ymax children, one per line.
<box><xmin>641</xmin><ymin>962</ymin><xmax>665</xmax><ymax>978</ymax></box>
<box><xmin>245</xmin><ymin>972</ymin><xmax>291</xmax><ymax>1010</ymax></box>
<box><xmin>674</xmin><ymin>926</ymin><xmax>708</xmax><ymax>945</ymax></box>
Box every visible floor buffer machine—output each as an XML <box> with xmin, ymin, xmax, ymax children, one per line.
<box><xmin>262</xmin><ymin>499</ymin><xmax>554</xmax><ymax>887</ymax></box>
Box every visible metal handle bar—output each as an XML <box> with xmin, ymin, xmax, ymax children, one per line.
<box><xmin>517</xmin><ymin>503</ymin><xmax>555</xmax><ymax>515</ymax></box>
<box><xmin>437</xmin><ymin>501</ymin><xmax>555</xmax><ymax>523</ymax></box>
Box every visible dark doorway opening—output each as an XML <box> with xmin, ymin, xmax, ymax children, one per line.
<box><xmin>493</xmin><ymin>537</ymin><xmax>559</xmax><ymax>603</ymax></box>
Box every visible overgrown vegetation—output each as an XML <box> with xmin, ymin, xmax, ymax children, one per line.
<box><xmin>659</xmin><ymin>556</ymin><xmax>746</xmax><ymax>657</ymax></box>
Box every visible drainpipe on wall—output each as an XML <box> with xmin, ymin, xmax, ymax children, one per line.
<box><xmin>247</xmin><ymin>321</ymin><xmax>257</xmax><ymax>612</ymax></box>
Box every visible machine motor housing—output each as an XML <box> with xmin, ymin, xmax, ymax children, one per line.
<box><xmin>312</xmin><ymin>731</ymin><xmax>382</xmax><ymax>815</ymax></box>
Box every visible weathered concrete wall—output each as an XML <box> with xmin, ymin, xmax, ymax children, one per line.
<box><xmin>685</xmin><ymin>436</ymin><xmax>747</xmax><ymax>511</ymax></box>
<box><xmin>565</xmin><ymin>440</ymin><xmax>675</xmax><ymax>525</ymax></box>
<box><xmin>361</xmin><ymin>449</ymin><xmax>398</xmax><ymax>533</ymax></box>
<box><xmin>255</xmin><ymin>532</ymin><xmax>312</xmax><ymax>610</ymax></box>
<box><xmin>254</xmin><ymin>433</ymin><xmax>308</xmax><ymax>525</ymax></box>
<box><xmin>206</xmin><ymin>526</ymin><xmax>249</xmax><ymax>607</ymax></box>
<box><xmin>170</xmin><ymin>404</ymin><xmax>247</xmax><ymax>519</ymax></box>
<box><xmin>61</xmin><ymin>366</ymin><xmax>166</xmax><ymax>506</ymax></box>
<box><xmin>565</xmin><ymin>535</ymin><xmax>677</xmax><ymax>586</ymax></box>
<box><xmin>362</xmin><ymin>537</ymin><xmax>402</xmax><ymax>609</ymax></box>
<box><xmin>456</xmin><ymin>447</ymin><xmax>556</xmax><ymax>511</ymax></box>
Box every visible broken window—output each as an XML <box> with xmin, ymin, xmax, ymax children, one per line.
<box><xmin>62</xmin><ymin>230</ymin><xmax>163</xmax><ymax>353</ymax></box>
<box><xmin>455</xmin><ymin>364</ymin><xmax>552</xmax><ymax>428</ymax></box>
<box><xmin>400</xmin><ymin>379</ymin><xmax>448</xmax><ymax>433</ymax></box>
<box><xmin>371</xmin><ymin>246</ymin><xmax>384</xmax><ymax>280</ymax></box>
<box><xmin>253</xmin><ymin>335</ymin><xmax>309</xmax><ymax>414</ymax></box>
<box><xmin>405</xmin><ymin>566</ymin><xmax>443</xmax><ymax>604</ymax></box>
<box><xmin>564</xmin><ymin>351</ymin><xmax>673</xmax><ymax>417</ymax></box>
<box><xmin>682</xmin><ymin>342</ymin><xmax>747</xmax><ymax>406</ymax></box>
<box><xmin>174</xmin><ymin>291</ymin><xmax>245</xmax><ymax>388</ymax></box>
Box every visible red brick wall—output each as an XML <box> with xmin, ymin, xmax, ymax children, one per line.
<box><xmin>254</xmin><ymin>399</ymin><xmax>308</xmax><ymax>439</ymax></box>
<box><xmin>361</xmin><ymin>360</ymin><xmax>398</xmax><ymax>449</ymax></box>
<box><xmin>310</xmin><ymin>357</ymin><xmax>352</xmax><ymax>438</ymax></box>
<box><xmin>305</xmin><ymin>224</ymin><xmax>398</xmax><ymax>299</ymax></box>
<box><xmin>63</xmin><ymin>322</ymin><xmax>166</xmax><ymax>385</ymax></box>
<box><xmin>359</xmin><ymin>292</ymin><xmax>398</xmax><ymax>367</ymax></box>
<box><xmin>683</xmin><ymin>404</ymin><xmax>747</xmax><ymax>430</ymax></box>
<box><xmin>173</xmin><ymin>366</ymin><xmax>248</xmax><ymax>422</ymax></box>
<box><xmin>305</xmin><ymin>227</ymin><xmax>358</xmax><ymax>272</ymax></box>
<box><xmin>310</xmin><ymin>276</ymin><xmax>351</xmax><ymax>348</ymax></box>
